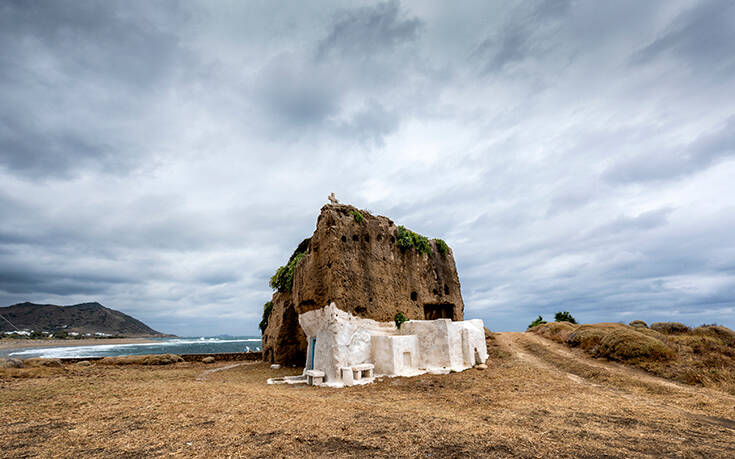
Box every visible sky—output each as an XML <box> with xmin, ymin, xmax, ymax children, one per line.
<box><xmin>1</xmin><ymin>0</ymin><xmax>734</xmax><ymax>336</ymax></box>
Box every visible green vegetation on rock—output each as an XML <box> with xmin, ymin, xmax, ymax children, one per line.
<box><xmin>350</xmin><ymin>210</ymin><xmax>365</xmax><ymax>224</ymax></box>
<box><xmin>259</xmin><ymin>301</ymin><xmax>273</xmax><ymax>334</ymax></box>
<box><xmin>435</xmin><ymin>238</ymin><xmax>449</xmax><ymax>257</ymax></box>
<box><xmin>269</xmin><ymin>239</ymin><xmax>310</xmax><ymax>293</ymax></box>
<box><xmin>396</xmin><ymin>226</ymin><xmax>433</xmax><ymax>256</ymax></box>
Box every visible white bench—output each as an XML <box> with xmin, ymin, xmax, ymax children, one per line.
<box><xmin>352</xmin><ymin>363</ymin><xmax>374</xmax><ymax>379</ymax></box>
<box><xmin>304</xmin><ymin>369</ymin><xmax>325</xmax><ymax>385</ymax></box>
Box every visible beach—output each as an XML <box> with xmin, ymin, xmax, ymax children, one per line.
<box><xmin>2</xmin><ymin>332</ymin><xmax>734</xmax><ymax>457</ymax></box>
<box><xmin>0</xmin><ymin>337</ymin><xmax>154</xmax><ymax>351</ymax></box>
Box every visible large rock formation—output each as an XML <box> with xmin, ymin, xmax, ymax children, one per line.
<box><xmin>262</xmin><ymin>204</ymin><xmax>465</xmax><ymax>364</ymax></box>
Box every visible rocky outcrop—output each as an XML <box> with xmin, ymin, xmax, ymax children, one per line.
<box><xmin>262</xmin><ymin>204</ymin><xmax>465</xmax><ymax>364</ymax></box>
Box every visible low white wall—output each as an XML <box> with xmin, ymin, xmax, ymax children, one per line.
<box><xmin>371</xmin><ymin>334</ymin><xmax>419</xmax><ymax>376</ymax></box>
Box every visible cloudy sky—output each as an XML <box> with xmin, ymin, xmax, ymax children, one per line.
<box><xmin>1</xmin><ymin>0</ymin><xmax>734</xmax><ymax>336</ymax></box>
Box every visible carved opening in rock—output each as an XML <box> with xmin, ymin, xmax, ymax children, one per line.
<box><xmin>433</xmin><ymin>288</ymin><xmax>438</xmax><ymax>295</ymax></box>
<box><xmin>410</xmin><ymin>291</ymin><xmax>418</xmax><ymax>301</ymax></box>
<box><xmin>298</xmin><ymin>299</ymin><xmax>319</xmax><ymax>314</ymax></box>
<box><xmin>424</xmin><ymin>303</ymin><xmax>455</xmax><ymax>320</ymax></box>
<box><xmin>390</xmin><ymin>236</ymin><xmax>395</xmax><ymax>243</ymax></box>
<box><xmin>276</xmin><ymin>303</ymin><xmax>307</xmax><ymax>366</ymax></box>
<box><xmin>364</xmin><ymin>234</ymin><xmax>370</xmax><ymax>243</ymax></box>
<box><xmin>352</xmin><ymin>235</ymin><xmax>358</xmax><ymax>241</ymax></box>
<box><xmin>377</xmin><ymin>234</ymin><xmax>383</xmax><ymax>241</ymax></box>
<box><xmin>444</xmin><ymin>284</ymin><xmax>450</xmax><ymax>295</ymax></box>
<box><xmin>355</xmin><ymin>306</ymin><xmax>367</xmax><ymax>314</ymax></box>
<box><xmin>341</xmin><ymin>236</ymin><xmax>346</xmax><ymax>242</ymax></box>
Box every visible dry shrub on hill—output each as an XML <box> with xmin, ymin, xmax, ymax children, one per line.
<box><xmin>530</xmin><ymin>321</ymin><xmax>735</xmax><ymax>394</ymax></box>
<box><xmin>650</xmin><ymin>322</ymin><xmax>689</xmax><ymax>334</ymax></box>
<box><xmin>531</xmin><ymin>322</ymin><xmax>578</xmax><ymax>344</ymax></box>
<box><xmin>595</xmin><ymin>329</ymin><xmax>674</xmax><ymax>361</ymax></box>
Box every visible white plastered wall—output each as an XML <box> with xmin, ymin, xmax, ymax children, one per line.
<box><xmin>296</xmin><ymin>303</ymin><xmax>489</xmax><ymax>386</ymax></box>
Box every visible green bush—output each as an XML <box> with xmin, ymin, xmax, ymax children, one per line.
<box><xmin>259</xmin><ymin>301</ymin><xmax>273</xmax><ymax>334</ymax></box>
<box><xmin>396</xmin><ymin>226</ymin><xmax>414</xmax><ymax>250</ymax></box>
<box><xmin>555</xmin><ymin>311</ymin><xmax>577</xmax><ymax>324</ymax></box>
<box><xmin>396</xmin><ymin>225</ymin><xmax>433</xmax><ymax>256</ymax></box>
<box><xmin>350</xmin><ymin>210</ymin><xmax>365</xmax><ymax>224</ymax></box>
<box><xmin>269</xmin><ymin>251</ymin><xmax>306</xmax><ymax>293</ymax></box>
<box><xmin>528</xmin><ymin>315</ymin><xmax>547</xmax><ymax>329</ymax></box>
<box><xmin>435</xmin><ymin>239</ymin><xmax>449</xmax><ymax>257</ymax></box>
<box><xmin>394</xmin><ymin>312</ymin><xmax>408</xmax><ymax>329</ymax></box>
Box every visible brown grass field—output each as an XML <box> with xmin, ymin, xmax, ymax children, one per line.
<box><xmin>530</xmin><ymin>322</ymin><xmax>735</xmax><ymax>395</ymax></box>
<box><xmin>2</xmin><ymin>332</ymin><xmax>735</xmax><ymax>458</ymax></box>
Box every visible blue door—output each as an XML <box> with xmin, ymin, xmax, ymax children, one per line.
<box><xmin>309</xmin><ymin>337</ymin><xmax>316</xmax><ymax>370</ymax></box>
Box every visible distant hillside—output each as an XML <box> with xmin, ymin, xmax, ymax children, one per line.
<box><xmin>0</xmin><ymin>302</ymin><xmax>169</xmax><ymax>337</ymax></box>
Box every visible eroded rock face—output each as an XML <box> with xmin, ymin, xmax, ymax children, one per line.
<box><xmin>262</xmin><ymin>204</ymin><xmax>465</xmax><ymax>364</ymax></box>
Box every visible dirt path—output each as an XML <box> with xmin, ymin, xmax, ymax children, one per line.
<box><xmin>495</xmin><ymin>332</ymin><xmax>735</xmax><ymax>431</ymax></box>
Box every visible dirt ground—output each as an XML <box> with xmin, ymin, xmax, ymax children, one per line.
<box><xmin>2</xmin><ymin>332</ymin><xmax>734</xmax><ymax>458</ymax></box>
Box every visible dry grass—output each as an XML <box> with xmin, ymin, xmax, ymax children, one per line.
<box><xmin>2</xmin><ymin>346</ymin><xmax>735</xmax><ymax>457</ymax></box>
<box><xmin>531</xmin><ymin>321</ymin><xmax>735</xmax><ymax>394</ymax></box>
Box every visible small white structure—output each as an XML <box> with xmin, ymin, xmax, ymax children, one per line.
<box><xmin>268</xmin><ymin>303</ymin><xmax>488</xmax><ymax>387</ymax></box>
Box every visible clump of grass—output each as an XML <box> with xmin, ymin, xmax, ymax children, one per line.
<box><xmin>259</xmin><ymin>301</ymin><xmax>273</xmax><ymax>334</ymax></box>
<box><xmin>435</xmin><ymin>239</ymin><xmax>449</xmax><ymax>257</ymax></box>
<box><xmin>532</xmin><ymin>321</ymin><xmax>577</xmax><ymax>343</ymax></box>
<box><xmin>629</xmin><ymin>320</ymin><xmax>648</xmax><ymax>328</ymax></box>
<box><xmin>650</xmin><ymin>322</ymin><xmax>689</xmax><ymax>334</ymax></box>
<box><xmin>595</xmin><ymin>329</ymin><xmax>675</xmax><ymax>361</ymax></box>
<box><xmin>396</xmin><ymin>226</ymin><xmax>433</xmax><ymax>255</ymax></box>
<box><xmin>350</xmin><ymin>210</ymin><xmax>365</xmax><ymax>224</ymax></box>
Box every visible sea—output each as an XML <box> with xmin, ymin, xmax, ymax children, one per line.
<box><xmin>1</xmin><ymin>336</ymin><xmax>262</xmax><ymax>359</ymax></box>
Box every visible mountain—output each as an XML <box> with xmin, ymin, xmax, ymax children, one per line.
<box><xmin>0</xmin><ymin>302</ymin><xmax>169</xmax><ymax>337</ymax></box>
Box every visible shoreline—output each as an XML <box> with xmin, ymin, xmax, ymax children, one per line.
<box><xmin>0</xmin><ymin>337</ymin><xmax>156</xmax><ymax>352</ymax></box>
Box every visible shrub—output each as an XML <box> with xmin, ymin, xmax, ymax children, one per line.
<box><xmin>596</xmin><ymin>329</ymin><xmax>674</xmax><ymax>361</ymax></box>
<box><xmin>394</xmin><ymin>312</ymin><xmax>408</xmax><ymax>329</ymax></box>
<box><xmin>269</xmin><ymin>251</ymin><xmax>306</xmax><ymax>293</ymax></box>
<box><xmin>395</xmin><ymin>226</ymin><xmax>433</xmax><ymax>255</ymax></box>
<box><xmin>629</xmin><ymin>320</ymin><xmax>648</xmax><ymax>328</ymax></box>
<box><xmin>396</xmin><ymin>226</ymin><xmax>414</xmax><ymax>250</ymax></box>
<box><xmin>435</xmin><ymin>239</ymin><xmax>449</xmax><ymax>257</ymax></box>
<box><xmin>533</xmin><ymin>321</ymin><xmax>577</xmax><ymax>344</ymax></box>
<box><xmin>528</xmin><ymin>315</ymin><xmax>547</xmax><ymax>329</ymax></box>
<box><xmin>259</xmin><ymin>301</ymin><xmax>273</xmax><ymax>334</ymax></box>
<box><xmin>554</xmin><ymin>311</ymin><xmax>577</xmax><ymax>324</ymax></box>
<box><xmin>650</xmin><ymin>322</ymin><xmax>689</xmax><ymax>334</ymax></box>
<box><xmin>350</xmin><ymin>210</ymin><xmax>365</xmax><ymax>224</ymax></box>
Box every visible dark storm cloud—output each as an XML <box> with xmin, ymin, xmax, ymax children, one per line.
<box><xmin>633</xmin><ymin>0</ymin><xmax>735</xmax><ymax>73</ymax></box>
<box><xmin>0</xmin><ymin>0</ymin><xmax>187</xmax><ymax>177</ymax></box>
<box><xmin>604</xmin><ymin>116</ymin><xmax>735</xmax><ymax>183</ymax></box>
<box><xmin>316</xmin><ymin>0</ymin><xmax>422</xmax><ymax>60</ymax></box>
<box><xmin>472</xmin><ymin>0</ymin><xmax>571</xmax><ymax>74</ymax></box>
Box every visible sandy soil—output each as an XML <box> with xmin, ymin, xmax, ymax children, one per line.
<box><xmin>0</xmin><ymin>337</ymin><xmax>154</xmax><ymax>351</ymax></box>
<box><xmin>1</xmin><ymin>332</ymin><xmax>734</xmax><ymax>457</ymax></box>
